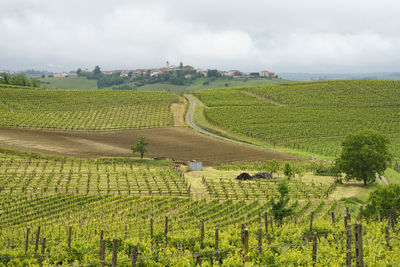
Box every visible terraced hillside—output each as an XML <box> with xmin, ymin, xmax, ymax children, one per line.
<box><xmin>193</xmin><ymin>80</ymin><xmax>400</xmax><ymax>159</ymax></box>
<box><xmin>0</xmin><ymin>86</ymin><xmax>178</xmax><ymax>130</ymax></box>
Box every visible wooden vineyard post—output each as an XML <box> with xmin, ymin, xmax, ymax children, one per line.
<box><xmin>359</xmin><ymin>206</ymin><xmax>363</xmax><ymax>221</ymax></box>
<box><xmin>241</xmin><ymin>223</ymin><xmax>245</xmax><ymax>244</ymax></box>
<box><xmin>344</xmin><ymin>215</ymin><xmax>348</xmax><ymax>229</ymax></box>
<box><xmin>312</xmin><ymin>233</ymin><xmax>317</xmax><ymax>267</ymax></box>
<box><xmin>131</xmin><ymin>244</ymin><xmax>138</xmax><ymax>267</ymax></box>
<box><xmin>215</xmin><ymin>227</ymin><xmax>219</xmax><ymax>263</ymax></box>
<box><xmin>112</xmin><ymin>238</ymin><xmax>118</xmax><ymax>267</ymax></box>
<box><xmin>354</xmin><ymin>223</ymin><xmax>364</xmax><ymax>267</ymax></box>
<box><xmin>331</xmin><ymin>212</ymin><xmax>335</xmax><ymax>224</ymax></box>
<box><xmin>150</xmin><ymin>217</ymin><xmax>154</xmax><ymax>250</ymax></box>
<box><xmin>309</xmin><ymin>212</ymin><xmax>314</xmax><ymax>241</ymax></box>
<box><xmin>40</xmin><ymin>237</ymin><xmax>46</xmax><ymax>267</ymax></box>
<box><xmin>25</xmin><ymin>227</ymin><xmax>30</xmax><ymax>254</ymax></box>
<box><xmin>258</xmin><ymin>227</ymin><xmax>262</xmax><ymax>256</ymax></box>
<box><xmin>346</xmin><ymin>224</ymin><xmax>352</xmax><ymax>267</ymax></box>
<box><xmin>100</xmin><ymin>239</ymin><xmax>106</xmax><ymax>267</ymax></box>
<box><xmin>391</xmin><ymin>208</ymin><xmax>395</xmax><ymax>230</ymax></box>
<box><xmin>385</xmin><ymin>226</ymin><xmax>390</xmax><ymax>248</ymax></box>
<box><xmin>270</xmin><ymin>215</ymin><xmax>273</xmax><ymax>233</ymax></box>
<box><xmin>68</xmin><ymin>226</ymin><xmax>72</xmax><ymax>250</ymax></box>
<box><xmin>165</xmin><ymin>216</ymin><xmax>169</xmax><ymax>247</ymax></box>
<box><xmin>264</xmin><ymin>212</ymin><xmax>268</xmax><ymax>238</ymax></box>
<box><xmin>242</xmin><ymin>228</ymin><xmax>249</xmax><ymax>266</ymax></box>
<box><xmin>35</xmin><ymin>226</ymin><xmax>41</xmax><ymax>256</ymax></box>
<box><xmin>200</xmin><ymin>218</ymin><xmax>205</xmax><ymax>249</ymax></box>
<box><xmin>100</xmin><ymin>230</ymin><xmax>104</xmax><ymax>249</ymax></box>
<box><xmin>346</xmin><ymin>207</ymin><xmax>351</xmax><ymax>222</ymax></box>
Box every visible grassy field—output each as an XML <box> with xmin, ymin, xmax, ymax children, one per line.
<box><xmin>193</xmin><ymin>80</ymin><xmax>400</xmax><ymax>160</ymax></box>
<box><xmin>107</xmin><ymin>77</ymin><xmax>291</xmax><ymax>93</ymax></box>
<box><xmin>40</xmin><ymin>77</ymin><xmax>98</xmax><ymax>89</ymax></box>
<box><xmin>187</xmin><ymin>77</ymin><xmax>291</xmax><ymax>91</ymax></box>
<box><xmin>0</xmin><ymin>86</ymin><xmax>178</xmax><ymax>130</ymax></box>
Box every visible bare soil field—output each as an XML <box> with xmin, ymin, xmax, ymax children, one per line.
<box><xmin>0</xmin><ymin>127</ymin><xmax>299</xmax><ymax>165</ymax></box>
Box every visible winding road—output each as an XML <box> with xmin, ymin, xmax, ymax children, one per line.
<box><xmin>184</xmin><ymin>94</ymin><xmax>260</xmax><ymax>148</ymax></box>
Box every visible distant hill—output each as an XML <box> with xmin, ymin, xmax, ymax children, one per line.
<box><xmin>279</xmin><ymin>72</ymin><xmax>400</xmax><ymax>81</ymax></box>
<box><xmin>39</xmin><ymin>75</ymin><xmax>290</xmax><ymax>92</ymax></box>
<box><xmin>193</xmin><ymin>80</ymin><xmax>400</xmax><ymax>159</ymax></box>
<box><xmin>40</xmin><ymin>77</ymin><xmax>98</xmax><ymax>89</ymax></box>
<box><xmin>108</xmin><ymin>77</ymin><xmax>291</xmax><ymax>93</ymax></box>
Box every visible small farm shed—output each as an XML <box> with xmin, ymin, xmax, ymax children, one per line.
<box><xmin>188</xmin><ymin>160</ymin><xmax>202</xmax><ymax>171</ymax></box>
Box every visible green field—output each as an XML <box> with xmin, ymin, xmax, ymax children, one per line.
<box><xmin>187</xmin><ymin>77</ymin><xmax>291</xmax><ymax>91</ymax></box>
<box><xmin>107</xmin><ymin>77</ymin><xmax>290</xmax><ymax>93</ymax></box>
<box><xmin>0</xmin><ymin>86</ymin><xmax>178</xmax><ymax>130</ymax></box>
<box><xmin>193</xmin><ymin>80</ymin><xmax>400</xmax><ymax>159</ymax></box>
<box><xmin>40</xmin><ymin>77</ymin><xmax>98</xmax><ymax>89</ymax></box>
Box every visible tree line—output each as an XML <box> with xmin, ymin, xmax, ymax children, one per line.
<box><xmin>76</xmin><ymin>65</ymin><xmax>223</xmax><ymax>89</ymax></box>
<box><xmin>0</xmin><ymin>73</ymin><xmax>39</xmax><ymax>87</ymax></box>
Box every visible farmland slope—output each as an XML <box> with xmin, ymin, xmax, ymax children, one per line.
<box><xmin>193</xmin><ymin>80</ymin><xmax>400</xmax><ymax>159</ymax></box>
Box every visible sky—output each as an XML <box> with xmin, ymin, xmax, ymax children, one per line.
<box><xmin>1</xmin><ymin>0</ymin><xmax>400</xmax><ymax>73</ymax></box>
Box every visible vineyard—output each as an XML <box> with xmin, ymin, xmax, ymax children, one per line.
<box><xmin>202</xmin><ymin>176</ymin><xmax>336</xmax><ymax>200</ymax></box>
<box><xmin>0</xmin><ymin>86</ymin><xmax>178</xmax><ymax>130</ymax></box>
<box><xmin>0</xmin><ymin>151</ymin><xmax>188</xmax><ymax>197</ymax></box>
<box><xmin>0</xmin><ymin>149</ymin><xmax>399</xmax><ymax>265</ymax></box>
<box><xmin>193</xmin><ymin>80</ymin><xmax>400</xmax><ymax>159</ymax></box>
<box><xmin>1</xmin><ymin>191</ymin><xmax>400</xmax><ymax>265</ymax></box>
<box><xmin>1</xmin><ymin>80</ymin><xmax>400</xmax><ymax>265</ymax></box>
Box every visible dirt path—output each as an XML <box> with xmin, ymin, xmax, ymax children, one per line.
<box><xmin>378</xmin><ymin>175</ymin><xmax>389</xmax><ymax>185</ymax></box>
<box><xmin>185</xmin><ymin>94</ymin><xmax>260</xmax><ymax>148</ymax></box>
<box><xmin>185</xmin><ymin>169</ymin><xmax>210</xmax><ymax>200</ymax></box>
<box><xmin>171</xmin><ymin>96</ymin><xmax>187</xmax><ymax>127</ymax></box>
<box><xmin>0</xmin><ymin>127</ymin><xmax>298</xmax><ymax>165</ymax></box>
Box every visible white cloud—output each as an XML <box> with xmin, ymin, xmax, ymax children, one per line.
<box><xmin>0</xmin><ymin>0</ymin><xmax>400</xmax><ymax>72</ymax></box>
<box><xmin>179</xmin><ymin>30</ymin><xmax>257</xmax><ymax>60</ymax></box>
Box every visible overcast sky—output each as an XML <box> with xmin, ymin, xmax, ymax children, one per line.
<box><xmin>1</xmin><ymin>0</ymin><xmax>400</xmax><ymax>73</ymax></box>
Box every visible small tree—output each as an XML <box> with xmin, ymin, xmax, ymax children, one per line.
<box><xmin>284</xmin><ymin>163</ymin><xmax>293</xmax><ymax>179</ymax></box>
<box><xmin>93</xmin><ymin>65</ymin><xmax>101</xmax><ymax>75</ymax></box>
<box><xmin>268</xmin><ymin>160</ymin><xmax>280</xmax><ymax>177</ymax></box>
<box><xmin>337</xmin><ymin>130</ymin><xmax>392</xmax><ymax>186</ymax></box>
<box><xmin>270</xmin><ymin>180</ymin><xmax>293</xmax><ymax>224</ymax></box>
<box><xmin>130</xmin><ymin>137</ymin><xmax>148</xmax><ymax>159</ymax></box>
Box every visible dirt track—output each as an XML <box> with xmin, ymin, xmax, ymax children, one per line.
<box><xmin>0</xmin><ymin>127</ymin><xmax>299</xmax><ymax>165</ymax></box>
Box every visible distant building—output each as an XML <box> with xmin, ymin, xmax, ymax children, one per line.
<box><xmin>53</xmin><ymin>72</ymin><xmax>68</xmax><ymax>78</ymax></box>
<box><xmin>184</xmin><ymin>74</ymin><xmax>192</xmax><ymax>79</ymax></box>
<box><xmin>188</xmin><ymin>160</ymin><xmax>202</xmax><ymax>171</ymax></box>
<box><xmin>260</xmin><ymin>70</ymin><xmax>276</xmax><ymax>78</ymax></box>
<box><xmin>102</xmin><ymin>71</ymin><xmax>115</xmax><ymax>75</ymax></box>
<box><xmin>232</xmin><ymin>70</ymin><xmax>242</xmax><ymax>76</ymax></box>
<box><xmin>67</xmin><ymin>73</ymin><xmax>78</xmax><ymax>78</ymax></box>
<box><xmin>151</xmin><ymin>71</ymin><xmax>160</xmax><ymax>77</ymax></box>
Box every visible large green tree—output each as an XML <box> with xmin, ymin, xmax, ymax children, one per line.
<box><xmin>1</xmin><ymin>72</ymin><xmax>10</xmax><ymax>84</ymax></box>
<box><xmin>336</xmin><ymin>130</ymin><xmax>392</xmax><ymax>186</ymax></box>
<box><xmin>130</xmin><ymin>137</ymin><xmax>148</xmax><ymax>159</ymax></box>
